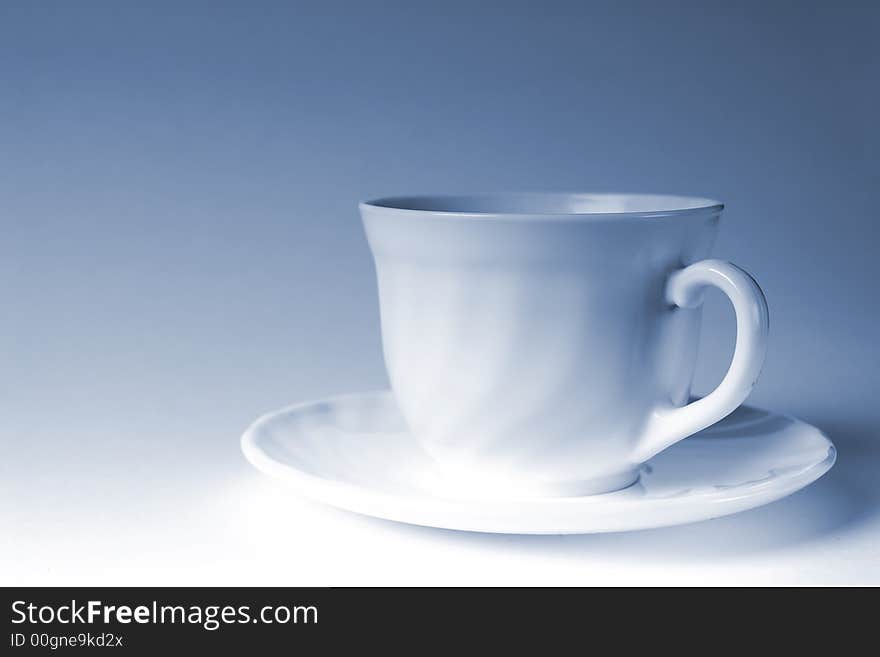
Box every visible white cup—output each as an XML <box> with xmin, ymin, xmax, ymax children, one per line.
<box><xmin>360</xmin><ymin>194</ymin><xmax>769</xmax><ymax>497</ymax></box>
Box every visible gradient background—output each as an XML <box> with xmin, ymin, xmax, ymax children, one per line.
<box><xmin>2</xmin><ymin>0</ymin><xmax>878</xmax><ymax>584</ymax></box>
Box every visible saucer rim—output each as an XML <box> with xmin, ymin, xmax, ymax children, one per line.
<box><xmin>241</xmin><ymin>390</ymin><xmax>836</xmax><ymax>534</ymax></box>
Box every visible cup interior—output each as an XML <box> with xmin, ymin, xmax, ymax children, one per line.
<box><xmin>363</xmin><ymin>193</ymin><xmax>722</xmax><ymax>217</ymax></box>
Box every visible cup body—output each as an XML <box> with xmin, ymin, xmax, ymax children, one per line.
<box><xmin>361</xmin><ymin>194</ymin><xmax>723</xmax><ymax>496</ymax></box>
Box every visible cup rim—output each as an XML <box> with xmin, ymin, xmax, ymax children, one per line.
<box><xmin>360</xmin><ymin>193</ymin><xmax>724</xmax><ymax>220</ymax></box>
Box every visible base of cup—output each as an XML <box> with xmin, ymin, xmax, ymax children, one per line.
<box><xmin>430</xmin><ymin>466</ymin><xmax>641</xmax><ymax>499</ymax></box>
<box><xmin>519</xmin><ymin>469</ymin><xmax>641</xmax><ymax>498</ymax></box>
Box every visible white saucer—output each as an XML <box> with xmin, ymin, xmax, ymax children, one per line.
<box><xmin>241</xmin><ymin>391</ymin><xmax>836</xmax><ymax>534</ymax></box>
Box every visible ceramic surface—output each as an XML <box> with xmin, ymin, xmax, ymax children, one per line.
<box><xmin>360</xmin><ymin>194</ymin><xmax>770</xmax><ymax>496</ymax></box>
<box><xmin>241</xmin><ymin>391</ymin><xmax>835</xmax><ymax>534</ymax></box>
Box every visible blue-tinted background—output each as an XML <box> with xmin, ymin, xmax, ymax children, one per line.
<box><xmin>1</xmin><ymin>1</ymin><xmax>877</xmax><ymax>582</ymax></box>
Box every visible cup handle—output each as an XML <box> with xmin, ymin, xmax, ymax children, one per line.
<box><xmin>633</xmin><ymin>259</ymin><xmax>769</xmax><ymax>462</ymax></box>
